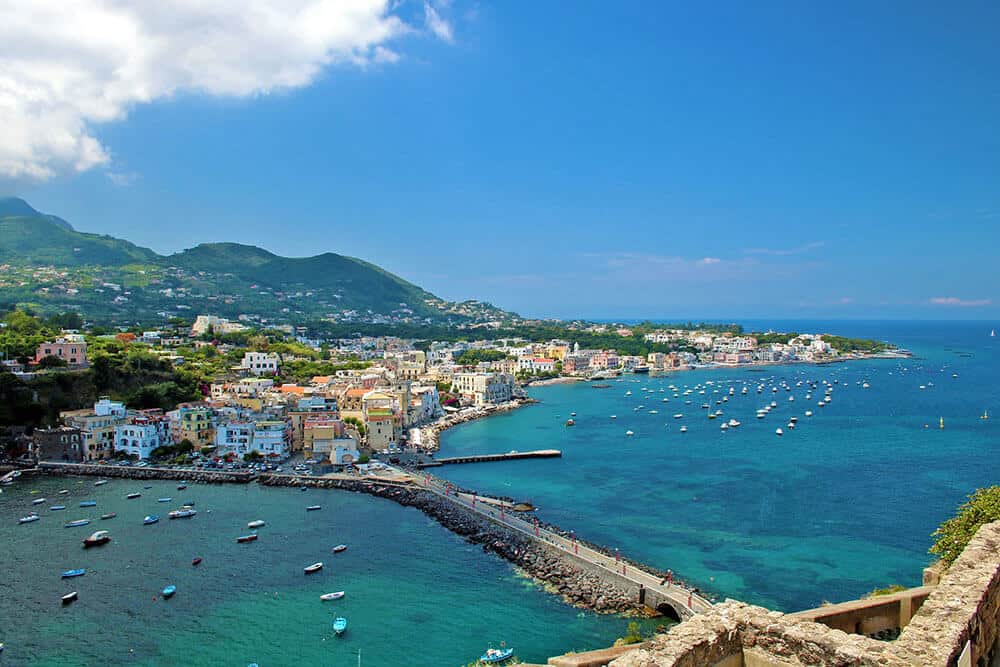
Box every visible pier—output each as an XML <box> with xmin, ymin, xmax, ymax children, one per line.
<box><xmin>408</xmin><ymin>467</ymin><xmax>713</xmax><ymax>620</ymax></box>
<box><xmin>417</xmin><ymin>449</ymin><xmax>561</xmax><ymax>467</ymax></box>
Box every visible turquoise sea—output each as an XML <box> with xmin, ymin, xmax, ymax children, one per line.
<box><xmin>1</xmin><ymin>320</ymin><xmax>996</xmax><ymax>665</ymax></box>
<box><xmin>439</xmin><ymin>320</ymin><xmax>1000</xmax><ymax>612</ymax></box>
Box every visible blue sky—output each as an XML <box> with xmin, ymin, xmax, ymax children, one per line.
<box><xmin>4</xmin><ymin>1</ymin><xmax>999</xmax><ymax>320</ymax></box>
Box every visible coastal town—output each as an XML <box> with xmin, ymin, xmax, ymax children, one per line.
<box><xmin>1</xmin><ymin>311</ymin><xmax>899</xmax><ymax>467</ymax></box>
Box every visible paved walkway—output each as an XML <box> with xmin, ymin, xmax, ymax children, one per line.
<box><xmin>408</xmin><ymin>468</ymin><xmax>713</xmax><ymax>616</ymax></box>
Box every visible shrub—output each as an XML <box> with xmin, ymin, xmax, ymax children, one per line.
<box><xmin>930</xmin><ymin>486</ymin><xmax>1000</xmax><ymax>567</ymax></box>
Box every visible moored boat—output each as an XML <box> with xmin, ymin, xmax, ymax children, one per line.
<box><xmin>58</xmin><ymin>489</ymin><xmax>69</xmax><ymax>495</ymax></box>
<box><xmin>19</xmin><ymin>514</ymin><xmax>39</xmax><ymax>524</ymax></box>
<box><xmin>157</xmin><ymin>497</ymin><xmax>172</xmax><ymax>503</ymax></box>
<box><xmin>247</xmin><ymin>520</ymin><xmax>265</xmax><ymax>528</ymax></box>
<box><xmin>479</xmin><ymin>647</ymin><xmax>515</xmax><ymax>664</ymax></box>
<box><xmin>50</xmin><ymin>505</ymin><xmax>66</xmax><ymax>511</ymax></box>
<box><xmin>333</xmin><ymin>617</ymin><xmax>348</xmax><ymax>635</ymax></box>
<box><xmin>61</xmin><ymin>569</ymin><xmax>85</xmax><ymax>578</ymax></box>
<box><xmin>177</xmin><ymin>484</ymin><xmax>187</xmax><ymax>490</ymax></box>
<box><xmin>33</xmin><ymin>497</ymin><xmax>46</xmax><ymax>505</ymax></box>
<box><xmin>126</xmin><ymin>493</ymin><xmax>141</xmax><ymax>499</ymax></box>
<box><xmin>83</xmin><ymin>530</ymin><xmax>110</xmax><ymax>547</ymax></box>
<box><xmin>61</xmin><ymin>591</ymin><xmax>78</xmax><ymax>605</ymax></box>
<box><xmin>100</xmin><ymin>512</ymin><xmax>116</xmax><ymax>520</ymax></box>
<box><xmin>64</xmin><ymin>519</ymin><xmax>90</xmax><ymax>528</ymax></box>
<box><xmin>143</xmin><ymin>515</ymin><xmax>159</xmax><ymax>525</ymax></box>
<box><xmin>192</xmin><ymin>557</ymin><xmax>203</xmax><ymax>566</ymax></box>
<box><xmin>775</xmin><ymin>428</ymin><xmax>784</xmax><ymax>436</ymax></box>
<box><xmin>332</xmin><ymin>544</ymin><xmax>347</xmax><ymax>553</ymax></box>
<box><xmin>564</xmin><ymin>419</ymin><xmax>575</xmax><ymax>426</ymax></box>
<box><xmin>306</xmin><ymin>505</ymin><xmax>321</xmax><ymax>511</ymax></box>
<box><xmin>162</xmin><ymin>585</ymin><xmax>176</xmax><ymax>599</ymax></box>
<box><xmin>304</xmin><ymin>562</ymin><xmax>323</xmax><ymax>574</ymax></box>
<box><xmin>94</xmin><ymin>480</ymin><xmax>108</xmax><ymax>486</ymax></box>
<box><xmin>168</xmin><ymin>508</ymin><xmax>197</xmax><ymax>519</ymax></box>
<box><xmin>236</xmin><ymin>534</ymin><xmax>258</xmax><ymax>543</ymax></box>
<box><xmin>79</xmin><ymin>500</ymin><xmax>97</xmax><ymax>507</ymax></box>
<box><xmin>320</xmin><ymin>591</ymin><xmax>345</xmax><ymax>601</ymax></box>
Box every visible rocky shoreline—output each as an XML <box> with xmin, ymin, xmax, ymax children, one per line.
<box><xmin>260</xmin><ymin>473</ymin><xmax>643</xmax><ymax>614</ymax></box>
<box><xmin>418</xmin><ymin>397</ymin><xmax>537</xmax><ymax>452</ymax></box>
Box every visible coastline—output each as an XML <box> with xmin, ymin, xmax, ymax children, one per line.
<box><xmin>417</xmin><ymin>397</ymin><xmax>536</xmax><ymax>452</ymax></box>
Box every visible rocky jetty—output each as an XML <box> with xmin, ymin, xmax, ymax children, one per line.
<box><xmin>418</xmin><ymin>398</ymin><xmax>536</xmax><ymax>451</ymax></box>
<box><xmin>36</xmin><ymin>462</ymin><xmax>255</xmax><ymax>484</ymax></box>
<box><xmin>261</xmin><ymin>473</ymin><xmax>640</xmax><ymax>614</ymax></box>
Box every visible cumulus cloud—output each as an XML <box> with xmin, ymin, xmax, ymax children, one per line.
<box><xmin>929</xmin><ymin>297</ymin><xmax>992</xmax><ymax>307</ymax></box>
<box><xmin>106</xmin><ymin>170</ymin><xmax>139</xmax><ymax>187</ymax></box>
<box><xmin>0</xmin><ymin>0</ymin><xmax>454</xmax><ymax>182</ymax></box>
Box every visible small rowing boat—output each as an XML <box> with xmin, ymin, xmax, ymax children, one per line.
<box><xmin>32</xmin><ymin>498</ymin><xmax>46</xmax><ymax>505</ymax></box>
<box><xmin>83</xmin><ymin>530</ymin><xmax>110</xmax><ymax>547</ymax></box>
<box><xmin>332</xmin><ymin>544</ymin><xmax>347</xmax><ymax>553</ymax></box>
<box><xmin>162</xmin><ymin>585</ymin><xmax>176</xmax><ymax>599</ymax></box>
<box><xmin>50</xmin><ymin>505</ymin><xmax>66</xmax><ymax>511</ymax></box>
<box><xmin>157</xmin><ymin>497</ymin><xmax>172</xmax><ymax>503</ymax></box>
<box><xmin>192</xmin><ymin>557</ymin><xmax>202</xmax><ymax>566</ymax></box>
<box><xmin>320</xmin><ymin>591</ymin><xmax>345</xmax><ymax>601</ymax></box>
<box><xmin>61</xmin><ymin>569</ymin><xmax>85</xmax><ymax>578</ymax></box>
<box><xmin>236</xmin><ymin>534</ymin><xmax>258</xmax><ymax>543</ymax></box>
<box><xmin>304</xmin><ymin>562</ymin><xmax>323</xmax><ymax>574</ymax></box>
<box><xmin>247</xmin><ymin>520</ymin><xmax>265</xmax><ymax>529</ymax></box>
<box><xmin>126</xmin><ymin>493</ymin><xmax>141</xmax><ymax>499</ymax></box>
<box><xmin>94</xmin><ymin>480</ymin><xmax>108</xmax><ymax>486</ymax></box>
<box><xmin>64</xmin><ymin>519</ymin><xmax>90</xmax><ymax>528</ymax></box>
<box><xmin>79</xmin><ymin>500</ymin><xmax>97</xmax><ymax>507</ymax></box>
<box><xmin>19</xmin><ymin>514</ymin><xmax>39</xmax><ymax>524</ymax></box>
<box><xmin>306</xmin><ymin>505</ymin><xmax>321</xmax><ymax>511</ymax></box>
<box><xmin>143</xmin><ymin>515</ymin><xmax>159</xmax><ymax>525</ymax></box>
<box><xmin>100</xmin><ymin>512</ymin><xmax>116</xmax><ymax>520</ymax></box>
<box><xmin>62</xmin><ymin>591</ymin><xmax>78</xmax><ymax>605</ymax></box>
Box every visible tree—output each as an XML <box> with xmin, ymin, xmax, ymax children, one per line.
<box><xmin>243</xmin><ymin>450</ymin><xmax>263</xmax><ymax>462</ymax></box>
<box><xmin>37</xmin><ymin>354</ymin><xmax>68</xmax><ymax>369</ymax></box>
<box><xmin>930</xmin><ymin>486</ymin><xmax>1000</xmax><ymax>567</ymax></box>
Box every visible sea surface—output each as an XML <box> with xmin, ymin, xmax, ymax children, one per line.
<box><xmin>439</xmin><ymin>320</ymin><xmax>999</xmax><ymax>612</ymax></box>
<box><xmin>1</xmin><ymin>320</ymin><xmax>996</xmax><ymax>666</ymax></box>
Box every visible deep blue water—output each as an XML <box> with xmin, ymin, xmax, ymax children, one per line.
<box><xmin>439</xmin><ymin>321</ymin><xmax>999</xmax><ymax>611</ymax></box>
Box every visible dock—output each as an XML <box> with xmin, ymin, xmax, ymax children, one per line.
<box><xmin>417</xmin><ymin>449</ymin><xmax>561</xmax><ymax>467</ymax></box>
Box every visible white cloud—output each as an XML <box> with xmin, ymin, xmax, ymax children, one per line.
<box><xmin>698</xmin><ymin>257</ymin><xmax>721</xmax><ymax>265</ymax></box>
<box><xmin>743</xmin><ymin>241</ymin><xmax>825</xmax><ymax>256</ymax></box>
<box><xmin>0</xmin><ymin>1</ymin><xmax>438</xmax><ymax>182</ymax></box>
<box><xmin>929</xmin><ymin>296</ymin><xmax>992</xmax><ymax>307</ymax></box>
<box><xmin>424</xmin><ymin>1</ymin><xmax>454</xmax><ymax>42</ymax></box>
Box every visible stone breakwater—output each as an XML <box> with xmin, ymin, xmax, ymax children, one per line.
<box><xmin>35</xmin><ymin>462</ymin><xmax>256</xmax><ymax>484</ymax></box>
<box><xmin>418</xmin><ymin>398</ymin><xmax>537</xmax><ymax>451</ymax></box>
<box><xmin>260</xmin><ymin>473</ymin><xmax>641</xmax><ymax>615</ymax></box>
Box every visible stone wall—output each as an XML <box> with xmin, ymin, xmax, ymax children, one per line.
<box><xmin>36</xmin><ymin>462</ymin><xmax>256</xmax><ymax>484</ymax></box>
<box><xmin>607</xmin><ymin>522</ymin><xmax>1000</xmax><ymax>667</ymax></box>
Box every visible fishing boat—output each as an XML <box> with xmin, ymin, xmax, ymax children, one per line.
<box><xmin>83</xmin><ymin>530</ymin><xmax>110</xmax><ymax>547</ymax></box>
<box><xmin>304</xmin><ymin>562</ymin><xmax>323</xmax><ymax>574</ymax></box>
<box><xmin>168</xmin><ymin>508</ymin><xmax>197</xmax><ymax>519</ymax></box>
<box><xmin>192</xmin><ymin>557</ymin><xmax>203</xmax><ymax>566</ymax></box>
<box><xmin>247</xmin><ymin>520</ymin><xmax>266</xmax><ymax>528</ymax></box>
<box><xmin>162</xmin><ymin>585</ymin><xmax>176</xmax><ymax>599</ymax></box>
<box><xmin>236</xmin><ymin>534</ymin><xmax>258</xmax><ymax>543</ymax></box>
<box><xmin>61</xmin><ymin>591</ymin><xmax>78</xmax><ymax>605</ymax></box>
<box><xmin>143</xmin><ymin>515</ymin><xmax>159</xmax><ymax>525</ymax></box>
<box><xmin>94</xmin><ymin>480</ymin><xmax>108</xmax><ymax>486</ymax></box>
<box><xmin>32</xmin><ymin>497</ymin><xmax>46</xmax><ymax>505</ymax></box>
<box><xmin>19</xmin><ymin>514</ymin><xmax>39</xmax><ymax>524</ymax></box>
<box><xmin>306</xmin><ymin>505</ymin><xmax>322</xmax><ymax>511</ymax></box>
<box><xmin>320</xmin><ymin>591</ymin><xmax>345</xmax><ymax>601</ymax></box>
<box><xmin>79</xmin><ymin>500</ymin><xmax>97</xmax><ymax>507</ymax></box>
<box><xmin>50</xmin><ymin>505</ymin><xmax>66</xmax><ymax>511</ymax></box>
<box><xmin>100</xmin><ymin>512</ymin><xmax>116</xmax><ymax>520</ymax></box>
<box><xmin>61</xmin><ymin>569</ymin><xmax>85</xmax><ymax>578</ymax></box>
<box><xmin>333</xmin><ymin>617</ymin><xmax>348</xmax><ymax>635</ymax></box>
<box><xmin>157</xmin><ymin>497</ymin><xmax>172</xmax><ymax>503</ymax></box>
<box><xmin>126</xmin><ymin>493</ymin><xmax>141</xmax><ymax>499</ymax></box>
<box><xmin>64</xmin><ymin>519</ymin><xmax>90</xmax><ymax>528</ymax></box>
<box><xmin>332</xmin><ymin>544</ymin><xmax>348</xmax><ymax>553</ymax></box>
<box><xmin>479</xmin><ymin>646</ymin><xmax>515</xmax><ymax>664</ymax></box>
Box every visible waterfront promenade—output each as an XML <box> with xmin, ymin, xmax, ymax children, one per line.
<box><xmin>408</xmin><ymin>467</ymin><xmax>714</xmax><ymax>619</ymax></box>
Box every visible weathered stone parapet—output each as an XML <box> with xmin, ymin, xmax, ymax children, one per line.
<box><xmin>608</xmin><ymin>522</ymin><xmax>1000</xmax><ymax>667</ymax></box>
<box><xmin>887</xmin><ymin>521</ymin><xmax>1000</xmax><ymax>666</ymax></box>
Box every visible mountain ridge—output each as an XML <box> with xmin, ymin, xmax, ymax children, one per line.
<box><xmin>0</xmin><ymin>199</ymin><xmax>514</xmax><ymax>326</ymax></box>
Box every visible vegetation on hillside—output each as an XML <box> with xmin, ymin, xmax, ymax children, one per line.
<box><xmin>455</xmin><ymin>349</ymin><xmax>509</xmax><ymax>365</ymax></box>
<box><xmin>930</xmin><ymin>486</ymin><xmax>1000</xmax><ymax>567</ymax></box>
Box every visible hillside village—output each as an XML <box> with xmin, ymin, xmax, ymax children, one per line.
<box><xmin>1</xmin><ymin>312</ymin><xmax>894</xmax><ymax>467</ymax></box>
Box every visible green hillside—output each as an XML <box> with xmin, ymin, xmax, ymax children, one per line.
<box><xmin>0</xmin><ymin>199</ymin><xmax>513</xmax><ymax>326</ymax></box>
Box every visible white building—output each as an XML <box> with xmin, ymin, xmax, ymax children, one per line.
<box><xmin>517</xmin><ymin>357</ymin><xmax>556</xmax><ymax>374</ymax></box>
<box><xmin>191</xmin><ymin>315</ymin><xmax>247</xmax><ymax>336</ymax></box>
<box><xmin>452</xmin><ymin>372</ymin><xmax>515</xmax><ymax>405</ymax></box>
<box><xmin>114</xmin><ymin>417</ymin><xmax>169</xmax><ymax>460</ymax></box>
<box><xmin>215</xmin><ymin>422</ymin><xmax>254</xmax><ymax>457</ymax></box>
<box><xmin>252</xmin><ymin>420</ymin><xmax>290</xmax><ymax>459</ymax></box>
<box><xmin>241</xmin><ymin>352</ymin><xmax>280</xmax><ymax>376</ymax></box>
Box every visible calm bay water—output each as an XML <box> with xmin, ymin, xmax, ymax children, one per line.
<box><xmin>0</xmin><ymin>481</ymin><xmax>636</xmax><ymax>666</ymax></box>
<box><xmin>439</xmin><ymin>321</ymin><xmax>999</xmax><ymax>612</ymax></box>
<box><xmin>1</xmin><ymin>321</ymin><xmax>996</xmax><ymax>665</ymax></box>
